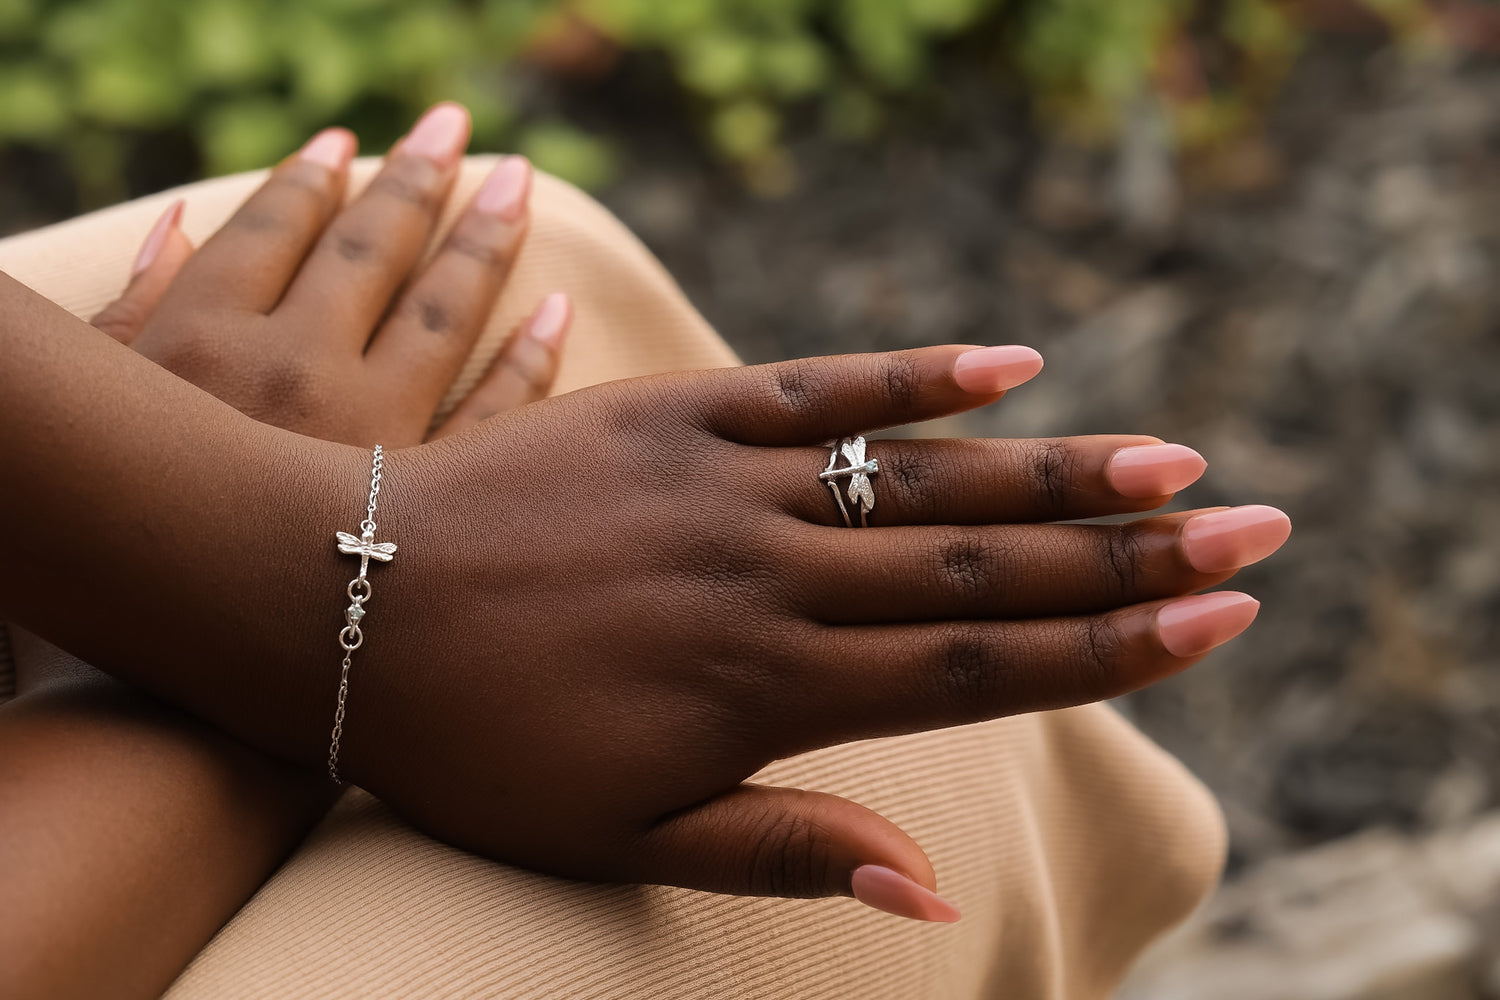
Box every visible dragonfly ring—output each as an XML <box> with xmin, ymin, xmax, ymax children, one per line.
<box><xmin>820</xmin><ymin>435</ymin><xmax>879</xmax><ymax>527</ymax></box>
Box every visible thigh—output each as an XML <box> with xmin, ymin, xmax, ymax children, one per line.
<box><xmin>163</xmin><ymin>705</ymin><xmax>1223</xmax><ymax>1000</ymax></box>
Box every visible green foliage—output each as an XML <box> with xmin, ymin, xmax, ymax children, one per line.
<box><xmin>0</xmin><ymin>0</ymin><xmax>1438</xmax><ymax>203</ymax></box>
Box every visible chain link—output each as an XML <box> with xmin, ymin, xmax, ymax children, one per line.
<box><xmin>328</xmin><ymin>445</ymin><xmax>390</xmax><ymax>784</ymax></box>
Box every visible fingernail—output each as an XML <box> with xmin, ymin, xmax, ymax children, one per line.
<box><xmin>132</xmin><ymin>199</ymin><xmax>184</xmax><ymax>278</ymax></box>
<box><xmin>475</xmin><ymin>156</ymin><xmax>533</xmax><ymax>222</ymax></box>
<box><xmin>1157</xmin><ymin>592</ymin><xmax>1261</xmax><ymax>658</ymax></box>
<box><xmin>1181</xmin><ymin>505</ymin><xmax>1292</xmax><ymax>573</ymax></box>
<box><xmin>526</xmin><ymin>292</ymin><xmax>571</xmax><ymax>347</ymax></box>
<box><xmin>1107</xmin><ymin>443</ymin><xmax>1207</xmax><ymax>498</ymax></box>
<box><xmin>399</xmin><ymin>102</ymin><xmax>470</xmax><ymax>167</ymax></box>
<box><xmin>299</xmin><ymin>128</ymin><xmax>356</xmax><ymax>171</ymax></box>
<box><xmin>951</xmin><ymin>346</ymin><xmax>1044</xmax><ymax>395</ymax></box>
<box><xmin>850</xmin><ymin>865</ymin><xmax>961</xmax><ymax>923</ymax></box>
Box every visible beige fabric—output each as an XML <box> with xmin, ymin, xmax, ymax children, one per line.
<box><xmin>0</xmin><ymin>162</ymin><xmax>1225</xmax><ymax>998</ymax></box>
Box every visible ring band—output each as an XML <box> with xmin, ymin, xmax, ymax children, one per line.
<box><xmin>820</xmin><ymin>435</ymin><xmax>879</xmax><ymax>527</ymax></box>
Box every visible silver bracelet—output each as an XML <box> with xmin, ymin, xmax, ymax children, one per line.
<box><xmin>328</xmin><ymin>444</ymin><xmax>397</xmax><ymax>784</ymax></box>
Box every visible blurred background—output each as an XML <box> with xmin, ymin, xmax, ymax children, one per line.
<box><xmin>2</xmin><ymin>0</ymin><xmax>1498</xmax><ymax>995</ymax></box>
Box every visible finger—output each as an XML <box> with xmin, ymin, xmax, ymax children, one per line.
<box><xmin>275</xmin><ymin>102</ymin><xmax>471</xmax><ymax>350</ymax></box>
<box><xmin>799</xmin><ymin>506</ymin><xmax>1290</xmax><ymax>622</ymax></box>
<box><xmin>155</xmin><ymin>128</ymin><xmax>356</xmax><ymax>315</ymax></box>
<box><xmin>805</xmin><ymin>592</ymin><xmax>1260</xmax><ymax>746</ymax></box>
<box><xmin>690</xmin><ymin>345</ymin><xmax>1044</xmax><ymax>447</ymax></box>
<box><xmin>91</xmin><ymin>200</ymin><xmax>194</xmax><ymax>345</ymax></box>
<box><xmin>367</xmin><ymin>156</ymin><xmax>534</xmax><ymax>408</ymax></box>
<box><xmin>431</xmin><ymin>292</ymin><xmax>571</xmax><ymax>439</ymax></box>
<box><xmin>774</xmin><ymin>436</ymin><xmax>1206</xmax><ymax>527</ymax></box>
<box><xmin>625</xmin><ymin>784</ymin><xmax>960</xmax><ymax>921</ymax></box>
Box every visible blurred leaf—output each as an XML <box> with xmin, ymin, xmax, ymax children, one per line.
<box><xmin>709</xmin><ymin>98</ymin><xmax>779</xmax><ymax>160</ymax></box>
<box><xmin>0</xmin><ymin>64</ymin><xmax>67</xmax><ymax>140</ymax></box>
<box><xmin>759</xmin><ymin>33</ymin><xmax>828</xmax><ymax>98</ymax></box>
<box><xmin>185</xmin><ymin>0</ymin><xmax>279</xmax><ymax>87</ymax></box>
<box><xmin>518</xmin><ymin>121</ymin><xmax>618</xmax><ymax>189</ymax></box>
<box><xmin>0</xmin><ymin>0</ymin><xmax>35</xmax><ymax>39</ymax></box>
<box><xmin>200</xmin><ymin>98</ymin><xmax>304</xmax><ymax>174</ymax></box>
<box><xmin>76</xmin><ymin>53</ymin><xmax>188</xmax><ymax>127</ymax></box>
<box><xmin>676</xmin><ymin>30</ymin><xmax>758</xmax><ymax>97</ymax></box>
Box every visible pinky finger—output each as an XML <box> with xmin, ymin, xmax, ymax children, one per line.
<box><xmin>430</xmin><ymin>292</ymin><xmax>572</xmax><ymax>438</ymax></box>
<box><xmin>91</xmin><ymin>200</ymin><xmax>195</xmax><ymax>346</ymax></box>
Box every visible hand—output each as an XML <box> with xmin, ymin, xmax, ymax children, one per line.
<box><xmin>89</xmin><ymin>102</ymin><xmax>571</xmax><ymax>445</ymax></box>
<box><xmin>326</xmin><ymin>344</ymin><xmax>1291</xmax><ymax>918</ymax></box>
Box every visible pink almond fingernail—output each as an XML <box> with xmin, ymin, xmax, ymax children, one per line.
<box><xmin>850</xmin><ymin>865</ymin><xmax>961</xmax><ymax>923</ymax></box>
<box><xmin>1181</xmin><ymin>505</ymin><xmax>1292</xmax><ymax>573</ymax></box>
<box><xmin>132</xmin><ymin>199</ymin><xmax>184</xmax><ymax>278</ymax></box>
<box><xmin>399</xmin><ymin>102</ymin><xmax>471</xmax><ymax>167</ymax></box>
<box><xmin>1157</xmin><ymin>592</ymin><xmax>1261</xmax><ymax>658</ymax></box>
<box><xmin>1106</xmin><ymin>443</ymin><xmax>1206</xmax><ymax>498</ymax></box>
<box><xmin>951</xmin><ymin>346</ymin><xmax>1044</xmax><ymax>395</ymax></box>
<box><xmin>526</xmin><ymin>292</ymin><xmax>572</xmax><ymax>347</ymax></box>
<box><xmin>299</xmin><ymin>128</ymin><xmax>356</xmax><ymax>171</ymax></box>
<box><xmin>475</xmin><ymin>156</ymin><xmax>533</xmax><ymax>222</ymax></box>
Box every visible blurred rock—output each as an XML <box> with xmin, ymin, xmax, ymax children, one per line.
<box><xmin>1120</xmin><ymin>814</ymin><xmax>1500</xmax><ymax>1000</ymax></box>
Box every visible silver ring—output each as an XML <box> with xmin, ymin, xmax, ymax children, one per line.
<box><xmin>819</xmin><ymin>435</ymin><xmax>879</xmax><ymax>527</ymax></box>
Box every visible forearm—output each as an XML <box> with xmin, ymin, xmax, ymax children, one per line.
<box><xmin>0</xmin><ymin>271</ymin><xmax>367</xmax><ymax>763</ymax></box>
<box><xmin>0</xmin><ymin>632</ymin><xmax>335</xmax><ymax>1000</ymax></box>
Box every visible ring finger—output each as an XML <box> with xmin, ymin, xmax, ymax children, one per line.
<box><xmin>773</xmin><ymin>435</ymin><xmax>1210</xmax><ymax>527</ymax></box>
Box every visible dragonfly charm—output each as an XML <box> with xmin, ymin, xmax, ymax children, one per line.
<box><xmin>336</xmin><ymin>529</ymin><xmax>398</xmax><ymax>578</ymax></box>
<box><xmin>819</xmin><ymin>436</ymin><xmax>879</xmax><ymax>527</ymax></box>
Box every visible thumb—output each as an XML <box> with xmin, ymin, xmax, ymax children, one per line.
<box><xmin>627</xmin><ymin>783</ymin><xmax>960</xmax><ymax>922</ymax></box>
<box><xmin>91</xmin><ymin>199</ymin><xmax>194</xmax><ymax>346</ymax></box>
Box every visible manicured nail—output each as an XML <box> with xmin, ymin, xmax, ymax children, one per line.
<box><xmin>850</xmin><ymin>865</ymin><xmax>961</xmax><ymax>923</ymax></box>
<box><xmin>1181</xmin><ymin>505</ymin><xmax>1292</xmax><ymax>574</ymax></box>
<box><xmin>526</xmin><ymin>292</ymin><xmax>571</xmax><ymax>347</ymax></box>
<box><xmin>951</xmin><ymin>346</ymin><xmax>1044</xmax><ymax>395</ymax></box>
<box><xmin>299</xmin><ymin>128</ymin><xmax>356</xmax><ymax>171</ymax></box>
<box><xmin>475</xmin><ymin>156</ymin><xmax>533</xmax><ymax>222</ymax></box>
<box><xmin>1107</xmin><ymin>443</ymin><xmax>1206</xmax><ymax>498</ymax></box>
<box><xmin>132</xmin><ymin>200</ymin><xmax>184</xmax><ymax>278</ymax></box>
<box><xmin>1157</xmin><ymin>592</ymin><xmax>1260</xmax><ymax>658</ymax></box>
<box><xmin>399</xmin><ymin>102</ymin><xmax>470</xmax><ymax>166</ymax></box>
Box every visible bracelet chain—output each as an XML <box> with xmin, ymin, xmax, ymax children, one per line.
<box><xmin>328</xmin><ymin>444</ymin><xmax>394</xmax><ymax>783</ymax></box>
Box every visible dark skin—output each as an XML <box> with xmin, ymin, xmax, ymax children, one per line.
<box><xmin>1</xmin><ymin>106</ymin><xmax>570</xmax><ymax>999</ymax></box>
<box><xmin>0</xmin><ymin>99</ymin><xmax>1285</xmax><ymax>961</ymax></box>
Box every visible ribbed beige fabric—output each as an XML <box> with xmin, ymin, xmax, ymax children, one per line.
<box><xmin>0</xmin><ymin>161</ymin><xmax>1225</xmax><ymax>999</ymax></box>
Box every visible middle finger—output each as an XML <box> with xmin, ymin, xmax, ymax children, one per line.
<box><xmin>275</xmin><ymin>102</ymin><xmax>471</xmax><ymax>350</ymax></box>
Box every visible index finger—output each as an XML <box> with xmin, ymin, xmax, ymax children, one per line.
<box><xmin>690</xmin><ymin>345</ymin><xmax>1044</xmax><ymax>447</ymax></box>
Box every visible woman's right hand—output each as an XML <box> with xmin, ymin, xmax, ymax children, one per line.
<box><xmin>324</xmin><ymin>345</ymin><xmax>1290</xmax><ymax>919</ymax></box>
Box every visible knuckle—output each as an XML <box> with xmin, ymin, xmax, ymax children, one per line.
<box><xmin>91</xmin><ymin>297</ymin><xmax>150</xmax><ymax>341</ymax></box>
<box><xmin>226</xmin><ymin>206</ymin><xmax>284</xmax><ymax>235</ymax></box>
<box><xmin>1100</xmin><ymin>524</ymin><xmax>1147</xmax><ymax>598</ymax></box>
<box><xmin>332</xmin><ymin>231</ymin><xmax>379</xmax><ymax>264</ymax></box>
<box><xmin>1077</xmin><ymin>614</ymin><xmax>1129</xmax><ymax>694</ymax></box>
<box><xmin>400</xmin><ymin>295</ymin><xmax>455</xmax><ymax>336</ymax></box>
<box><xmin>367</xmin><ymin>166</ymin><xmax>442</xmax><ymax>213</ymax></box>
<box><xmin>441</xmin><ymin>225</ymin><xmax>508</xmax><ymax>269</ymax></box>
<box><xmin>1029</xmin><ymin>441</ymin><xmax>1078</xmax><ymax>514</ymax></box>
<box><xmin>501</xmin><ymin>340</ymin><xmax>556</xmax><ymax>391</ymax></box>
<box><xmin>880</xmin><ymin>353</ymin><xmax>921</xmax><ymax>412</ymax></box>
<box><xmin>769</xmin><ymin>360</ymin><xmax>816</xmax><ymax>418</ymax></box>
<box><xmin>935</xmin><ymin>532</ymin><xmax>998</xmax><ymax>602</ymax></box>
<box><xmin>937</xmin><ymin>624</ymin><xmax>1006</xmax><ymax>712</ymax></box>
<box><xmin>747</xmin><ymin>808</ymin><xmax>830</xmax><ymax>898</ymax></box>
<box><xmin>883</xmin><ymin>448</ymin><xmax>940</xmax><ymax>514</ymax></box>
